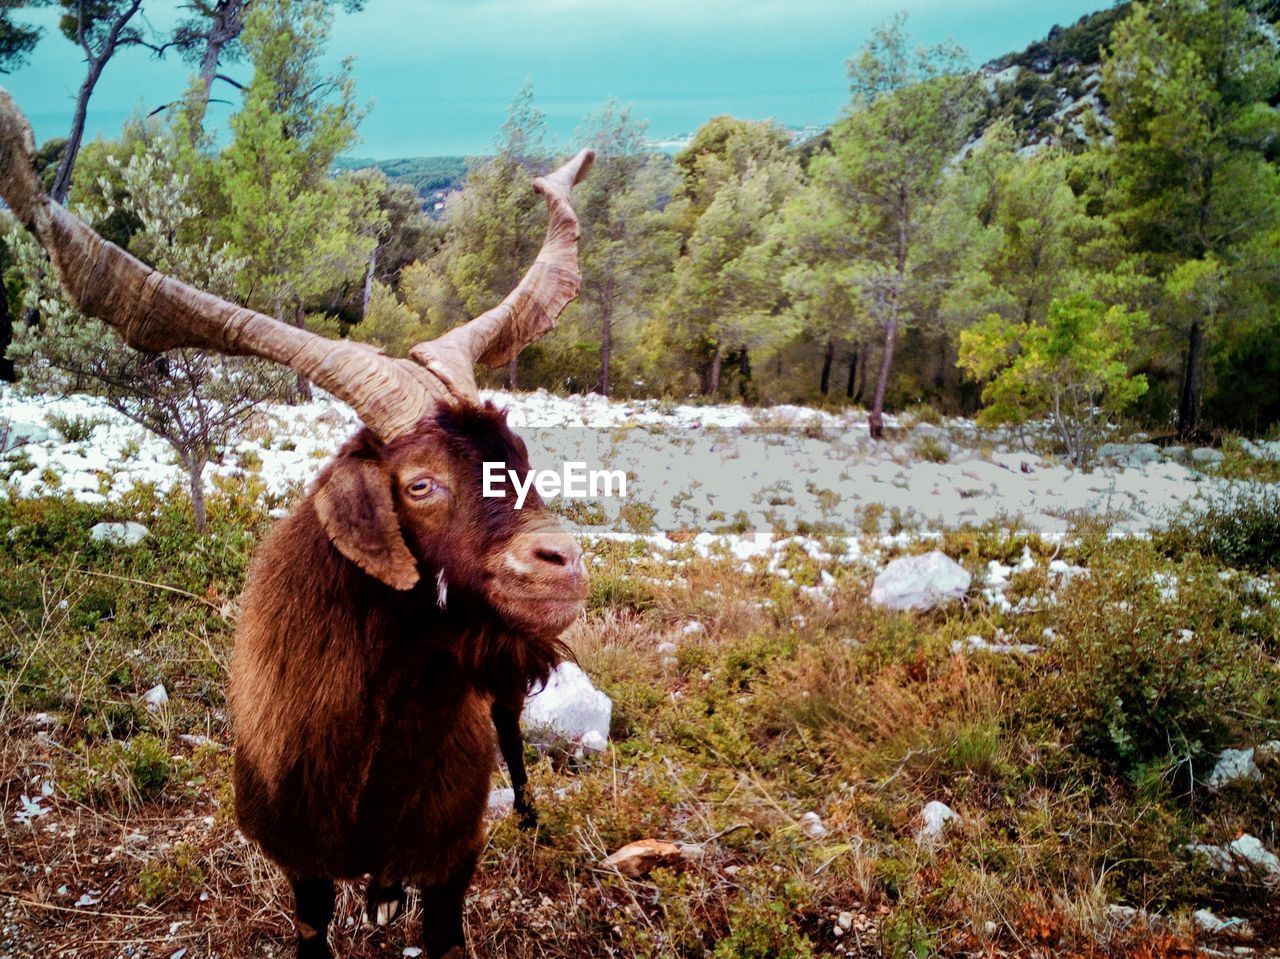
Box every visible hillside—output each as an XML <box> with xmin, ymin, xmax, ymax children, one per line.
<box><xmin>332</xmin><ymin>154</ymin><xmax>469</xmax><ymax>200</ymax></box>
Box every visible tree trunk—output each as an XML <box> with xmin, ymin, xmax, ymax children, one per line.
<box><xmin>361</xmin><ymin>244</ymin><xmax>379</xmax><ymax>320</ymax></box>
<box><xmin>845</xmin><ymin>345</ymin><xmax>859</xmax><ymax>400</ymax></box>
<box><xmin>50</xmin><ymin>57</ymin><xmax>107</xmax><ymax>204</ymax></box>
<box><xmin>287</xmin><ymin>300</ymin><xmax>312</xmax><ymax>402</ymax></box>
<box><xmin>738</xmin><ymin>345</ymin><xmax>751</xmax><ymax>401</ymax></box>
<box><xmin>706</xmin><ymin>343</ymin><xmax>725</xmax><ymax>396</ymax></box>
<box><xmin>1176</xmin><ymin>319</ymin><xmax>1205</xmax><ymax>439</ymax></box>
<box><xmin>190</xmin><ymin>0</ymin><xmax>247</xmax><ymax>131</ymax></box>
<box><xmin>869</xmin><ymin>317</ymin><xmax>897</xmax><ymax>440</ymax></box>
<box><xmin>0</xmin><ymin>285</ymin><xmax>14</xmax><ymax>382</ymax></box>
<box><xmin>506</xmin><ymin>355</ymin><xmax>519</xmax><ymax>390</ymax></box>
<box><xmin>870</xmin><ymin>197</ymin><xmax>909</xmax><ymax>440</ymax></box>
<box><xmin>598</xmin><ymin>279</ymin><xmax>613</xmax><ymax>396</ymax></box>
<box><xmin>187</xmin><ymin>454</ymin><xmax>208</xmax><ymax>532</ymax></box>
<box><xmin>819</xmin><ymin>338</ymin><xmax>835</xmax><ymax>395</ymax></box>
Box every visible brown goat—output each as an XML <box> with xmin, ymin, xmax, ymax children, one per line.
<box><xmin>0</xmin><ymin>90</ymin><xmax>595</xmax><ymax>958</ymax></box>
<box><xmin>231</xmin><ymin>407</ymin><xmax>586</xmax><ymax>957</ymax></box>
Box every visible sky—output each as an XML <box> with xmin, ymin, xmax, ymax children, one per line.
<box><xmin>3</xmin><ymin>0</ymin><xmax>1108</xmax><ymax>159</ymax></box>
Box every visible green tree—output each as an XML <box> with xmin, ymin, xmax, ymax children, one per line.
<box><xmin>958</xmin><ymin>295</ymin><xmax>1149</xmax><ymax>466</ymax></box>
<box><xmin>0</xmin><ymin>3</ymin><xmax>49</xmax><ymax>74</ymax></box>
<box><xmin>7</xmin><ymin>131</ymin><xmax>291</xmax><ymax>529</ymax></box>
<box><xmin>830</xmin><ymin>14</ymin><xmax>983</xmax><ymax>436</ymax></box>
<box><xmin>405</xmin><ymin>81</ymin><xmax>550</xmax><ymax>389</ymax></box>
<box><xmin>776</xmin><ymin>177</ymin><xmax>869</xmax><ymax>399</ymax></box>
<box><xmin>217</xmin><ymin>0</ymin><xmax>379</xmax><ymax>399</ymax></box>
<box><xmin>1101</xmin><ymin>0</ymin><xmax>1280</xmax><ymax>436</ymax></box>
<box><xmin>575</xmin><ymin>99</ymin><xmax>680</xmax><ymax>395</ymax></box>
<box><xmin>50</xmin><ymin>0</ymin><xmax>148</xmax><ymax>203</ymax></box>
<box><xmin>669</xmin><ymin>152</ymin><xmax>802</xmax><ymax>396</ymax></box>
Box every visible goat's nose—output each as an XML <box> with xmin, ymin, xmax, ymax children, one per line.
<box><xmin>531</xmin><ymin>538</ymin><xmax>583</xmax><ymax>571</ymax></box>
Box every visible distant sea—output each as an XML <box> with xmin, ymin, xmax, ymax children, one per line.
<box><xmin>3</xmin><ymin>1</ymin><xmax>1106</xmax><ymax>160</ymax></box>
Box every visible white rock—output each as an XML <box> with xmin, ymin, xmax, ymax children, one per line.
<box><xmin>1188</xmin><ymin>833</ymin><xmax>1280</xmax><ymax>877</ymax></box>
<box><xmin>142</xmin><ymin>683</ymin><xmax>169</xmax><ymax>710</ymax></box>
<box><xmin>1</xmin><ymin>419</ymin><xmax>54</xmax><ymax>451</ymax></box>
<box><xmin>1206</xmin><ymin>748</ymin><xmax>1262</xmax><ymax>789</ymax></box>
<box><xmin>486</xmin><ymin>788</ymin><xmax>515</xmax><ymax>815</ymax></box>
<box><xmin>404</xmin><ymin>949</ymin><xmax>424</xmax><ymax>958</ymax></box>
<box><xmin>837</xmin><ymin>911</ymin><xmax>853</xmax><ymax>931</ymax></box>
<box><xmin>655</xmin><ymin>641</ymin><xmax>677</xmax><ymax>654</ymax></box>
<box><xmin>522</xmin><ymin>662</ymin><xmax>612</xmax><ymax>747</ymax></box>
<box><xmin>917</xmin><ymin>800</ymin><xmax>959</xmax><ymax>841</ymax></box>
<box><xmin>870</xmin><ymin>551</ymin><xmax>971</xmax><ymax>611</ymax></box>
<box><xmin>799</xmin><ymin>811</ymin><xmax>827</xmax><ymax>840</ymax></box>
<box><xmin>1191</xmin><ymin>447</ymin><xmax>1224</xmax><ymax>465</ymax></box>
<box><xmin>951</xmin><ymin>635</ymin><xmax>1039</xmax><ymax>656</ymax></box>
<box><xmin>580</xmin><ymin>729</ymin><xmax>608</xmax><ymax>753</ymax></box>
<box><xmin>89</xmin><ymin>521</ymin><xmax>149</xmax><ymax>546</ymax></box>
<box><xmin>681</xmin><ymin>620</ymin><xmax>704</xmax><ymax>635</ymax></box>
<box><xmin>1193</xmin><ymin>908</ymin><xmax>1246</xmax><ymax>934</ymax></box>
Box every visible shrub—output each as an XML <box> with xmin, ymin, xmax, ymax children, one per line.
<box><xmin>1155</xmin><ymin>485</ymin><xmax>1280</xmax><ymax>573</ymax></box>
<box><xmin>45</xmin><ymin>412</ymin><xmax>107</xmax><ymax>443</ymax></box>
<box><xmin>1026</xmin><ymin>544</ymin><xmax>1277</xmax><ymax>780</ymax></box>
<box><xmin>135</xmin><ymin>842</ymin><xmax>205</xmax><ymax>904</ymax></box>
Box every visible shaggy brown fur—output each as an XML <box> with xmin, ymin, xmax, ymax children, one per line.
<box><xmin>230</xmin><ymin>403</ymin><xmax>587</xmax><ymax>958</ymax></box>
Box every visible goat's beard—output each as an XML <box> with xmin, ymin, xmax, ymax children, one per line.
<box><xmin>459</xmin><ymin>621</ymin><xmax>573</xmax><ymax>706</ymax></box>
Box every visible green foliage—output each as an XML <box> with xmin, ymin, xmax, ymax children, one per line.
<box><xmin>44</xmin><ymin>412</ymin><xmax>107</xmax><ymax>443</ymax></box>
<box><xmin>1026</xmin><ymin>543</ymin><xmax>1276</xmax><ymax>779</ymax></box>
<box><xmin>959</xmin><ymin>295</ymin><xmax>1148</xmax><ymax>466</ymax></box>
<box><xmin>1155</xmin><ymin>485</ymin><xmax>1280</xmax><ymax>573</ymax></box>
<box><xmin>712</xmin><ymin>891</ymin><xmax>815</xmax><ymax>959</ymax></box>
<box><xmin>134</xmin><ymin>842</ymin><xmax>206</xmax><ymax>904</ymax></box>
<box><xmin>219</xmin><ymin>0</ymin><xmax>380</xmax><ymax>320</ymax></box>
<box><xmin>57</xmin><ymin>735</ymin><xmax>191</xmax><ymax>808</ymax></box>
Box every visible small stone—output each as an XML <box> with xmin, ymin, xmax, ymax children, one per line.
<box><xmin>832</xmin><ymin>925</ymin><xmax>844</xmax><ymax>937</ymax></box>
<box><xmin>800</xmin><ymin>811</ymin><xmax>827</xmax><ymax>840</ymax></box>
<box><xmin>870</xmin><ymin>551</ymin><xmax>971</xmax><ymax>611</ymax></box>
<box><xmin>486</xmin><ymin>788</ymin><xmax>515</xmax><ymax>815</ymax></box>
<box><xmin>1206</xmin><ymin>748</ymin><xmax>1262</xmax><ymax>789</ymax></box>
<box><xmin>403</xmin><ymin>949</ymin><xmax>424</xmax><ymax>958</ymax></box>
<box><xmin>837</xmin><ymin>912</ymin><xmax>853</xmax><ymax>931</ymax></box>
<box><xmin>580</xmin><ymin>730</ymin><xmax>608</xmax><ymax>753</ymax></box>
<box><xmin>656</xmin><ymin>641</ymin><xmax>677</xmax><ymax>654</ymax></box>
<box><xmin>89</xmin><ymin>521</ymin><xmax>149</xmax><ymax>546</ymax></box>
<box><xmin>1191</xmin><ymin>447</ymin><xmax>1224</xmax><ymax>465</ymax></box>
<box><xmin>917</xmin><ymin>801</ymin><xmax>959</xmax><ymax>841</ymax></box>
<box><xmin>681</xmin><ymin>621</ymin><xmax>704</xmax><ymax>635</ymax></box>
<box><xmin>142</xmin><ymin>684</ymin><xmax>169</xmax><ymax>711</ymax></box>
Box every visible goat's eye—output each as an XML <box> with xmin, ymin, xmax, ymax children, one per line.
<box><xmin>406</xmin><ymin>477</ymin><xmax>439</xmax><ymax>499</ymax></box>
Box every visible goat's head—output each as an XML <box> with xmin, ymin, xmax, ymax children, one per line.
<box><xmin>316</xmin><ymin>403</ymin><xmax>587</xmax><ymax>637</ymax></box>
<box><xmin>0</xmin><ymin>88</ymin><xmax>594</xmax><ymax>641</ymax></box>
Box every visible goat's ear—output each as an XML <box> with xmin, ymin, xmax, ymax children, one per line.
<box><xmin>313</xmin><ymin>457</ymin><xmax>420</xmax><ymax>591</ymax></box>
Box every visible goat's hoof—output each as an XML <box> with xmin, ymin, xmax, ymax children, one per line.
<box><xmin>516</xmin><ymin>807</ymin><xmax>538</xmax><ymax>832</ymax></box>
<box><xmin>364</xmin><ymin>880</ymin><xmax>406</xmax><ymax>927</ymax></box>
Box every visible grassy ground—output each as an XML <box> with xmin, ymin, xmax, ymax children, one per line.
<box><xmin>1</xmin><ymin>479</ymin><xmax>1278</xmax><ymax>958</ymax></box>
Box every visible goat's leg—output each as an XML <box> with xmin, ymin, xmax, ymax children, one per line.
<box><xmin>364</xmin><ymin>877</ymin><xmax>407</xmax><ymax>926</ymax></box>
<box><xmin>290</xmin><ymin>877</ymin><xmax>335</xmax><ymax>959</ymax></box>
<box><xmin>491</xmin><ymin>699</ymin><xmax>537</xmax><ymax>830</ymax></box>
<box><xmin>418</xmin><ymin>854</ymin><xmax>477</xmax><ymax>959</ymax></box>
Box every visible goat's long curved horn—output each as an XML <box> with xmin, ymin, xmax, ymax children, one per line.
<box><xmin>0</xmin><ymin>89</ymin><xmax>591</xmax><ymax>436</ymax></box>
<box><xmin>0</xmin><ymin>89</ymin><xmax>444</xmax><ymax>441</ymax></box>
<box><xmin>410</xmin><ymin>147</ymin><xmax>594</xmax><ymax>400</ymax></box>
